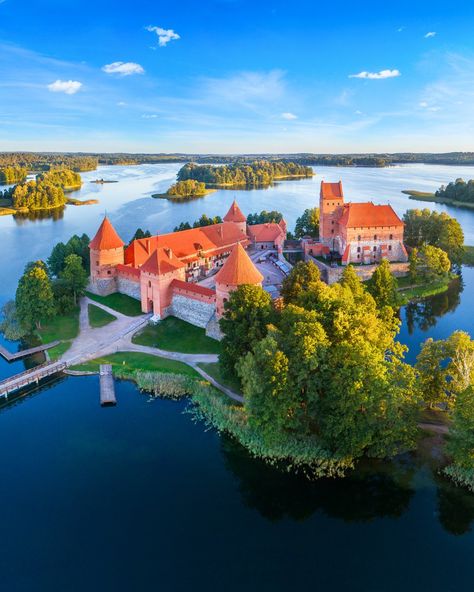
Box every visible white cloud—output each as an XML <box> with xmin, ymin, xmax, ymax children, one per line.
<box><xmin>203</xmin><ymin>70</ymin><xmax>285</xmax><ymax>106</ymax></box>
<box><xmin>102</xmin><ymin>62</ymin><xmax>144</xmax><ymax>76</ymax></box>
<box><xmin>419</xmin><ymin>101</ymin><xmax>429</xmax><ymax>107</ymax></box>
<box><xmin>349</xmin><ymin>69</ymin><xmax>401</xmax><ymax>80</ymax></box>
<box><xmin>47</xmin><ymin>79</ymin><xmax>82</xmax><ymax>94</ymax></box>
<box><xmin>281</xmin><ymin>112</ymin><xmax>297</xmax><ymax>120</ymax></box>
<box><xmin>355</xmin><ymin>110</ymin><xmax>363</xmax><ymax>115</ymax></box>
<box><xmin>397</xmin><ymin>26</ymin><xmax>404</xmax><ymax>32</ymax></box>
<box><xmin>425</xmin><ymin>32</ymin><xmax>437</xmax><ymax>38</ymax></box>
<box><xmin>117</xmin><ymin>101</ymin><xmax>127</xmax><ymax>107</ymax></box>
<box><xmin>142</xmin><ymin>114</ymin><xmax>158</xmax><ymax>119</ymax></box>
<box><xmin>146</xmin><ymin>26</ymin><xmax>180</xmax><ymax>47</ymax></box>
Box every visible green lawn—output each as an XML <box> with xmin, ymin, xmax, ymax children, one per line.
<box><xmin>462</xmin><ymin>246</ymin><xmax>474</xmax><ymax>266</ymax></box>
<box><xmin>397</xmin><ymin>274</ymin><xmax>453</xmax><ymax>302</ymax></box>
<box><xmin>197</xmin><ymin>362</ymin><xmax>242</xmax><ymax>393</ymax></box>
<box><xmin>37</xmin><ymin>306</ymin><xmax>80</xmax><ymax>360</ymax></box>
<box><xmin>71</xmin><ymin>351</ymin><xmax>198</xmax><ymax>378</ymax></box>
<box><xmin>132</xmin><ymin>316</ymin><xmax>221</xmax><ymax>354</ymax></box>
<box><xmin>88</xmin><ymin>304</ymin><xmax>116</xmax><ymax>328</ymax></box>
<box><xmin>86</xmin><ymin>291</ymin><xmax>142</xmax><ymax>316</ymax></box>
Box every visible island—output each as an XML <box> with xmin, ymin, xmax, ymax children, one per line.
<box><xmin>0</xmin><ymin>168</ymin><xmax>97</xmax><ymax>216</ymax></box>
<box><xmin>152</xmin><ymin>179</ymin><xmax>215</xmax><ymax>200</ymax></box>
<box><xmin>90</xmin><ymin>179</ymin><xmax>119</xmax><ymax>184</ymax></box>
<box><xmin>403</xmin><ymin>178</ymin><xmax>474</xmax><ymax>211</ymax></box>
<box><xmin>176</xmin><ymin>160</ymin><xmax>314</xmax><ymax>189</ymax></box>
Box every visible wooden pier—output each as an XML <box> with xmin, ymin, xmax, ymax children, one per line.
<box><xmin>99</xmin><ymin>364</ymin><xmax>116</xmax><ymax>406</ymax></box>
<box><xmin>0</xmin><ymin>341</ymin><xmax>61</xmax><ymax>362</ymax></box>
<box><xmin>0</xmin><ymin>360</ymin><xmax>67</xmax><ymax>399</ymax></box>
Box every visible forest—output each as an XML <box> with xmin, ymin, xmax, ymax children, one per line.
<box><xmin>0</xmin><ymin>166</ymin><xmax>28</xmax><ymax>185</ymax></box>
<box><xmin>435</xmin><ymin>178</ymin><xmax>474</xmax><ymax>204</ymax></box>
<box><xmin>176</xmin><ymin>160</ymin><xmax>313</xmax><ymax>187</ymax></box>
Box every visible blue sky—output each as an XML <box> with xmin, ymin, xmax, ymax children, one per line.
<box><xmin>0</xmin><ymin>0</ymin><xmax>473</xmax><ymax>153</ymax></box>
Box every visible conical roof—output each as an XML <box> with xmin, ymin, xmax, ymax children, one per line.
<box><xmin>141</xmin><ymin>248</ymin><xmax>185</xmax><ymax>276</ymax></box>
<box><xmin>89</xmin><ymin>217</ymin><xmax>125</xmax><ymax>250</ymax></box>
<box><xmin>223</xmin><ymin>199</ymin><xmax>246</xmax><ymax>223</ymax></box>
<box><xmin>215</xmin><ymin>243</ymin><xmax>263</xmax><ymax>286</ymax></box>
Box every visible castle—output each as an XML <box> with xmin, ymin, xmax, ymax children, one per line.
<box><xmin>88</xmin><ymin>200</ymin><xmax>285</xmax><ymax>337</ymax></box>
<box><xmin>302</xmin><ymin>181</ymin><xmax>408</xmax><ymax>265</ymax></box>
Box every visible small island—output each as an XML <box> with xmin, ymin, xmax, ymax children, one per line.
<box><xmin>403</xmin><ymin>178</ymin><xmax>474</xmax><ymax>211</ymax></box>
<box><xmin>90</xmin><ymin>179</ymin><xmax>119</xmax><ymax>184</ymax></box>
<box><xmin>152</xmin><ymin>179</ymin><xmax>215</xmax><ymax>200</ymax></box>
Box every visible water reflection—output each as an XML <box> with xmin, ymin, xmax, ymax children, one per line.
<box><xmin>13</xmin><ymin>206</ymin><xmax>65</xmax><ymax>223</ymax></box>
<box><xmin>221</xmin><ymin>436</ymin><xmax>415</xmax><ymax>523</ymax></box>
<box><xmin>436</xmin><ymin>476</ymin><xmax>474</xmax><ymax>535</ymax></box>
<box><xmin>404</xmin><ymin>275</ymin><xmax>463</xmax><ymax>335</ymax></box>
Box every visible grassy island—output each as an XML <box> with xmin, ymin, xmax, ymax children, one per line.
<box><xmin>152</xmin><ymin>179</ymin><xmax>216</xmax><ymax>200</ymax></box>
<box><xmin>176</xmin><ymin>160</ymin><xmax>313</xmax><ymax>189</ymax></box>
<box><xmin>403</xmin><ymin>178</ymin><xmax>474</xmax><ymax>211</ymax></box>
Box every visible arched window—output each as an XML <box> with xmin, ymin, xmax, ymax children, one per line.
<box><xmin>389</xmin><ymin>233</ymin><xmax>393</xmax><ymax>240</ymax></box>
<box><xmin>374</xmin><ymin>234</ymin><xmax>377</xmax><ymax>241</ymax></box>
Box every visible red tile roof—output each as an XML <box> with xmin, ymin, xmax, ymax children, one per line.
<box><xmin>215</xmin><ymin>243</ymin><xmax>263</xmax><ymax>286</ymax></box>
<box><xmin>170</xmin><ymin>279</ymin><xmax>216</xmax><ymax>297</ymax></box>
<box><xmin>89</xmin><ymin>217</ymin><xmax>124</xmax><ymax>250</ymax></box>
<box><xmin>140</xmin><ymin>248</ymin><xmax>185</xmax><ymax>276</ymax></box>
<box><xmin>248</xmin><ymin>222</ymin><xmax>285</xmax><ymax>242</ymax></box>
<box><xmin>125</xmin><ymin>222</ymin><xmax>249</xmax><ymax>267</ymax></box>
<box><xmin>337</xmin><ymin>202</ymin><xmax>403</xmax><ymax>228</ymax></box>
<box><xmin>320</xmin><ymin>181</ymin><xmax>344</xmax><ymax>200</ymax></box>
<box><xmin>223</xmin><ymin>199</ymin><xmax>246</xmax><ymax>223</ymax></box>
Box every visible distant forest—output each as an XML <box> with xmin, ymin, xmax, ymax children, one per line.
<box><xmin>2</xmin><ymin>151</ymin><xmax>474</xmax><ymax>172</ymax></box>
<box><xmin>436</xmin><ymin>178</ymin><xmax>474</xmax><ymax>204</ymax></box>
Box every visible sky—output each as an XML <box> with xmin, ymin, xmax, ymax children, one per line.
<box><xmin>0</xmin><ymin>0</ymin><xmax>474</xmax><ymax>153</ymax></box>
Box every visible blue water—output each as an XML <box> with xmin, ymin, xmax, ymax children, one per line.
<box><xmin>2</xmin><ymin>163</ymin><xmax>474</xmax><ymax>591</ymax></box>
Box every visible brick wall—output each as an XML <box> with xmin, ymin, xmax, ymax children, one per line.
<box><xmin>170</xmin><ymin>294</ymin><xmax>216</xmax><ymax>328</ymax></box>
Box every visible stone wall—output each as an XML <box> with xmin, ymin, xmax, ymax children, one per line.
<box><xmin>205</xmin><ymin>313</ymin><xmax>223</xmax><ymax>341</ymax></box>
<box><xmin>307</xmin><ymin>255</ymin><xmax>409</xmax><ymax>285</ymax></box>
<box><xmin>117</xmin><ymin>276</ymin><xmax>141</xmax><ymax>300</ymax></box>
<box><xmin>88</xmin><ymin>277</ymin><xmax>117</xmax><ymax>296</ymax></box>
<box><xmin>170</xmin><ymin>294</ymin><xmax>216</xmax><ymax>328</ymax></box>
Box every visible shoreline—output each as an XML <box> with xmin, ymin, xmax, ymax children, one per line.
<box><xmin>402</xmin><ymin>189</ymin><xmax>474</xmax><ymax>211</ymax></box>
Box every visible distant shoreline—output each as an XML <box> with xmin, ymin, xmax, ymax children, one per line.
<box><xmin>402</xmin><ymin>189</ymin><xmax>474</xmax><ymax>211</ymax></box>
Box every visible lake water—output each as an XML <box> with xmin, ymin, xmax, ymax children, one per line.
<box><xmin>2</xmin><ymin>163</ymin><xmax>474</xmax><ymax>591</ymax></box>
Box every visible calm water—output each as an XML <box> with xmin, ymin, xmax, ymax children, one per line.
<box><xmin>2</xmin><ymin>164</ymin><xmax>474</xmax><ymax>591</ymax></box>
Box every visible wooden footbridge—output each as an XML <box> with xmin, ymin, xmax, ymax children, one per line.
<box><xmin>0</xmin><ymin>360</ymin><xmax>67</xmax><ymax>399</ymax></box>
<box><xmin>0</xmin><ymin>341</ymin><xmax>60</xmax><ymax>362</ymax></box>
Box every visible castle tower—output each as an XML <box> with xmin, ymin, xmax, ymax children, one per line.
<box><xmin>223</xmin><ymin>199</ymin><xmax>247</xmax><ymax>235</ymax></box>
<box><xmin>319</xmin><ymin>181</ymin><xmax>344</xmax><ymax>246</ymax></box>
<box><xmin>214</xmin><ymin>243</ymin><xmax>264</xmax><ymax>317</ymax></box>
<box><xmin>89</xmin><ymin>217</ymin><xmax>125</xmax><ymax>295</ymax></box>
<box><xmin>139</xmin><ymin>248</ymin><xmax>186</xmax><ymax>318</ymax></box>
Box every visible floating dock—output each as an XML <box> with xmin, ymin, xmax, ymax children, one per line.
<box><xmin>99</xmin><ymin>364</ymin><xmax>116</xmax><ymax>406</ymax></box>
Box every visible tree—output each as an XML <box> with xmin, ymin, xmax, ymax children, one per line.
<box><xmin>409</xmin><ymin>245</ymin><xmax>451</xmax><ymax>282</ymax></box>
<box><xmin>403</xmin><ymin>208</ymin><xmax>464</xmax><ymax>265</ymax></box>
<box><xmin>340</xmin><ymin>264</ymin><xmax>365</xmax><ymax>300</ymax></box>
<box><xmin>280</xmin><ymin>260</ymin><xmax>321</xmax><ymax>304</ymax></box>
<box><xmin>129</xmin><ymin>228</ymin><xmax>151</xmax><ymax>244</ymax></box>
<box><xmin>48</xmin><ymin>241</ymin><xmax>69</xmax><ymax>276</ymax></box>
<box><xmin>0</xmin><ymin>301</ymin><xmax>27</xmax><ymax>340</ymax></box>
<box><xmin>416</xmin><ymin>338</ymin><xmax>450</xmax><ymax>408</ymax></box>
<box><xmin>219</xmin><ymin>285</ymin><xmax>273</xmax><ymax>380</ymax></box>
<box><xmin>15</xmin><ymin>261</ymin><xmax>55</xmax><ymax>330</ymax></box>
<box><xmin>366</xmin><ymin>259</ymin><xmax>399</xmax><ymax>307</ymax></box>
<box><xmin>294</xmin><ymin>207</ymin><xmax>319</xmax><ymax>238</ymax></box>
<box><xmin>60</xmin><ymin>254</ymin><xmax>88</xmax><ymax>305</ymax></box>
<box><xmin>446</xmin><ymin>387</ymin><xmax>474</xmax><ymax>470</ymax></box>
<box><xmin>247</xmin><ymin>210</ymin><xmax>283</xmax><ymax>225</ymax></box>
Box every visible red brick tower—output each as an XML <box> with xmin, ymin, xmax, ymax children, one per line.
<box><xmin>319</xmin><ymin>181</ymin><xmax>344</xmax><ymax>246</ymax></box>
<box><xmin>89</xmin><ymin>217</ymin><xmax>125</xmax><ymax>295</ymax></box>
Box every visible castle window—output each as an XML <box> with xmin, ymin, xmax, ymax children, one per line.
<box><xmin>331</xmin><ymin>220</ymin><xmax>334</xmax><ymax>225</ymax></box>
<box><xmin>374</xmin><ymin>234</ymin><xmax>377</xmax><ymax>241</ymax></box>
<box><xmin>96</xmin><ymin>261</ymin><xmax>99</xmax><ymax>266</ymax></box>
<box><xmin>331</xmin><ymin>230</ymin><xmax>334</xmax><ymax>234</ymax></box>
<box><xmin>357</xmin><ymin>247</ymin><xmax>361</xmax><ymax>253</ymax></box>
<box><xmin>388</xmin><ymin>245</ymin><xmax>392</xmax><ymax>251</ymax></box>
<box><xmin>148</xmin><ymin>281</ymin><xmax>151</xmax><ymax>288</ymax></box>
<box><xmin>107</xmin><ymin>270</ymin><xmax>111</xmax><ymax>275</ymax></box>
<box><xmin>373</xmin><ymin>246</ymin><xmax>377</xmax><ymax>252</ymax></box>
<box><xmin>357</xmin><ymin>235</ymin><xmax>361</xmax><ymax>241</ymax></box>
<box><xmin>357</xmin><ymin>254</ymin><xmax>360</xmax><ymax>259</ymax></box>
<box><xmin>389</xmin><ymin>234</ymin><xmax>393</xmax><ymax>240</ymax></box>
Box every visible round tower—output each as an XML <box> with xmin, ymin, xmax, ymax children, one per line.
<box><xmin>89</xmin><ymin>216</ymin><xmax>125</xmax><ymax>295</ymax></box>
<box><xmin>214</xmin><ymin>243</ymin><xmax>264</xmax><ymax>317</ymax></box>
<box><xmin>223</xmin><ymin>199</ymin><xmax>247</xmax><ymax>235</ymax></box>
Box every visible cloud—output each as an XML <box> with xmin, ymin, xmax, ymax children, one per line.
<box><xmin>419</xmin><ymin>101</ymin><xmax>429</xmax><ymax>108</ymax></box>
<box><xmin>146</xmin><ymin>26</ymin><xmax>180</xmax><ymax>47</ymax></box>
<box><xmin>425</xmin><ymin>32</ymin><xmax>437</xmax><ymax>38</ymax></box>
<box><xmin>349</xmin><ymin>69</ymin><xmax>401</xmax><ymax>80</ymax></box>
<box><xmin>102</xmin><ymin>62</ymin><xmax>144</xmax><ymax>76</ymax></box>
<box><xmin>397</xmin><ymin>27</ymin><xmax>404</xmax><ymax>32</ymax></box>
<box><xmin>141</xmin><ymin>114</ymin><xmax>158</xmax><ymax>119</ymax></box>
<box><xmin>117</xmin><ymin>101</ymin><xmax>127</xmax><ymax>107</ymax></box>
<box><xmin>281</xmin><ymin>112</ymin><xmax>297</xmax><ymax>120</ymax></box>
<box><xmin>47</xmin><ymin>79</ymin><xmax>82</xmax><ymax>94</ymax></box>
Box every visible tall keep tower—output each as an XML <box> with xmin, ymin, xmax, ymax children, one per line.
<box><xmin>89</xmin><ymin>217</ymin><xmax>125</xmax><ymax>295</ymax></box>
<box><xmin>319</xmin><ymin>181</ymin><xmax>344</xmax><ymax>246</ymax></box>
